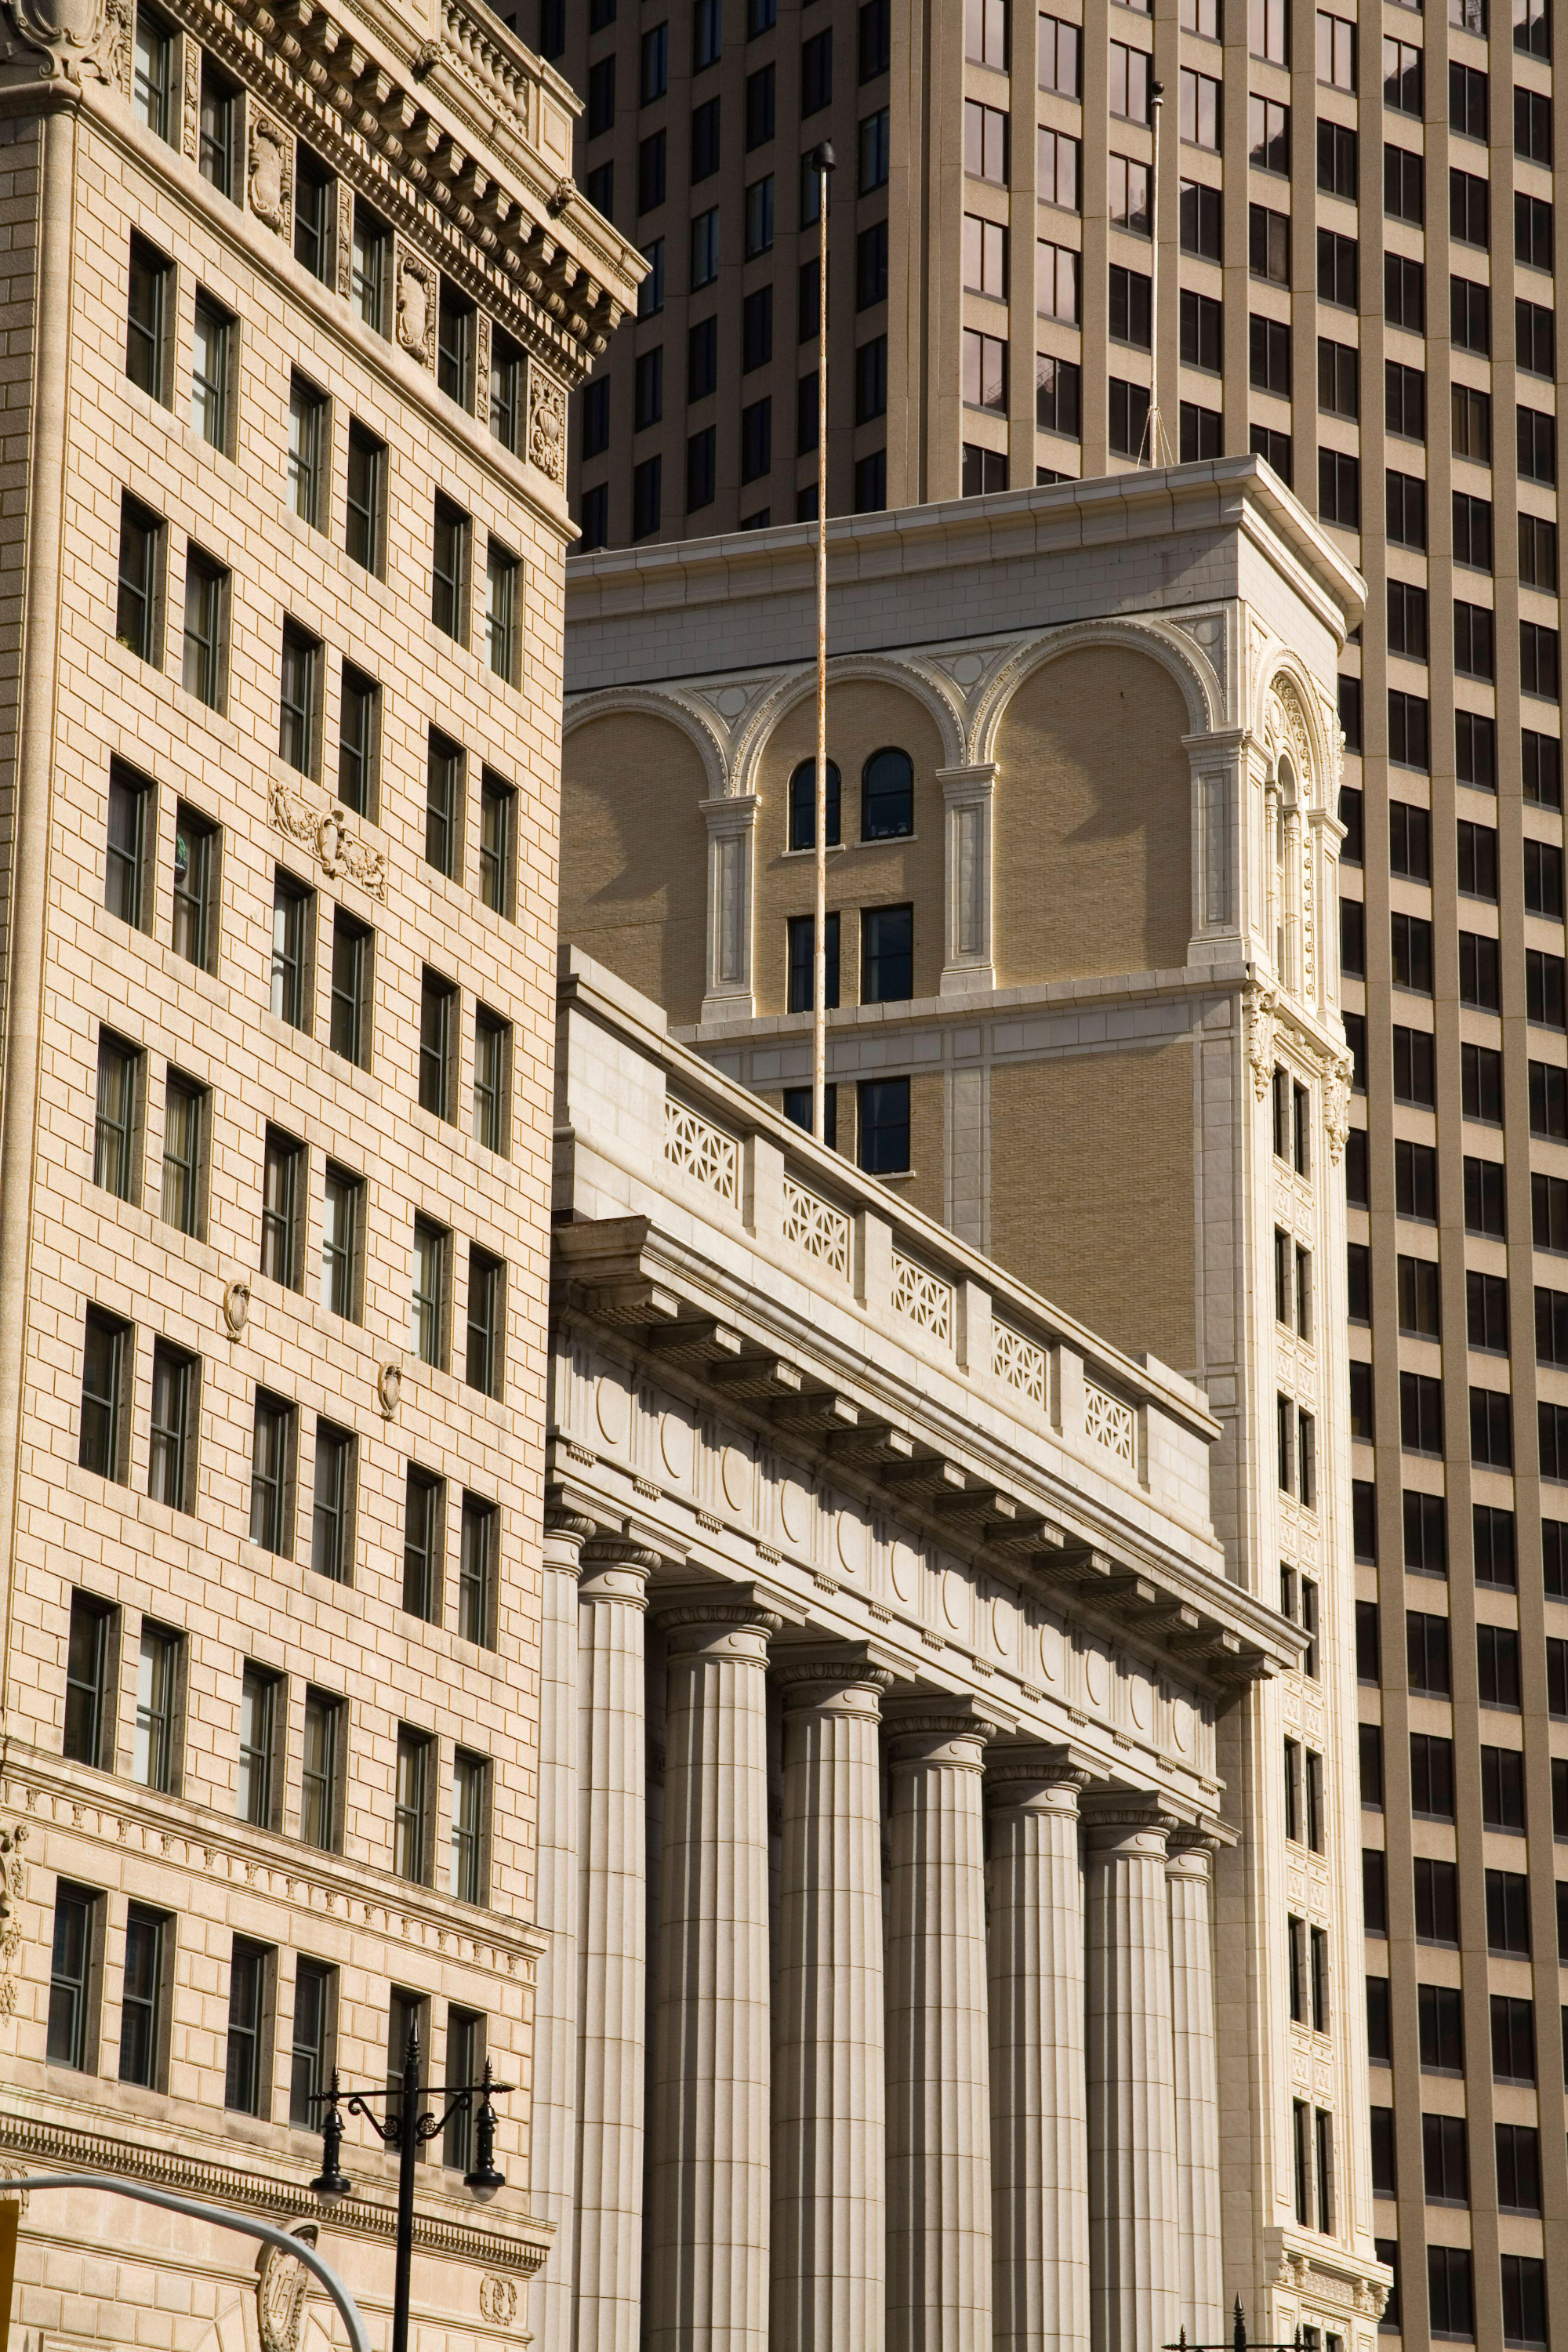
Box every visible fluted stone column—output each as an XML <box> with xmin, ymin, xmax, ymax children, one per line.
<box><xmin>885</xmin><ymin>1700</ymin><xmax>993</xmax><ymax>2352</ymax></box>
<box><xmin>1167</xmin><ymin>1833</ymin><xmax>1223</xmax><ymax>2343</ymax></box>
<box><xmin>771</xmin><ymin>1655</ymin><xmax>894</xmax><ymax>2352</ymax></box>
<box><xmin>529</xmin><ymin>1502</ymin><xmax>594</xmax><ymax>2351</ymax></box>
<box><xmin>575</xmin><ymin>1536</ymin><xmax>655</xmax><ymax>2352</ymax></box>
<box><xmin>985</xmin><ymin>1749</ymin><xmax>1091</xmax><ymax>2352</ymax></box>
<box><xmin>1084</xmin><ymin>1800</ymin><xmax>1180</xmax><ymax>2352</ymax></box>
<box><xmin>648</xmin><ymin>1588</ymin><xmax>781</xmax><ymax>2352</ymax></box>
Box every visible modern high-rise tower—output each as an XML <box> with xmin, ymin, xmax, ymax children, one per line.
<box><xmin>531</xmin><ymin>2</ymin><xmax>1568</xmax><ymax>2347</ymax></box>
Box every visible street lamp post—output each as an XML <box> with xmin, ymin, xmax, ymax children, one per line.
<box><xmin>310</xmin><ymin>2022</ymin><xmax>510</xmax><ymax>2352</ymax></box>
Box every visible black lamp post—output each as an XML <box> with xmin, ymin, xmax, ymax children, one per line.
<box><xmin>310</xmin><ymin>2023</ymin><xmax>510</xmax><ymax>2352</ymax></box>
<box><xmin>1167</xmin><ymin>2303</ymin><xmax>1311</xmax><ymax>2352</ymax></box>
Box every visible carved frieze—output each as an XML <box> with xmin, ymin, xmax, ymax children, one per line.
<box><xmin>268</xmin><ymin>775</ymin><xmax>388</xmax><ymax>900</ymax></box>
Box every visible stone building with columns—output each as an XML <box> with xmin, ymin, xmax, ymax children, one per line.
<box><xmin>553</xmin><ymin>457</ymin><xmax>1386</xmax><ymax>2340</ymax></box>
<box><xmin>0</xmin><ymin>0</ymin><xmax>637</xmax><ymax>2346</ymax></box>
<box><xmin>538</xmin><ymin>946</ymin><xmax>1385</xmax><ymax>2349</ymax></box>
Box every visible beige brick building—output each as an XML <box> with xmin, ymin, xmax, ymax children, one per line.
<box><xmin>0</xmin><ymin>0</ymin><xmax>637</xmax><ymax>2344</ymax></box>
<box><xmin>559</xmin><ymin>459</ymin><xmax>1393</xmax><ymax>2341</ymax></box>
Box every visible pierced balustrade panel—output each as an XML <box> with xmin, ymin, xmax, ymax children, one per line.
<box><xmin>993</xmin><ymin>1322</ymin><xmax>1047</xmax><ymax>1409</ymax></box>
<box><xmin>664</xmin><ymin>1098</ymin><xmax>740</xmax><ymax>1206</ymax></box>
<box><xmin>781</xmin><ymin>1175</ymin><xmax>851</xmax><ymax>1277</ymax></box>
<box><xmin>1084</xmin><ymin>1380</ymin><xmax>1138</xmax><ymax>1468</ymax></box>
<box><xmin>891</xmin><ymin>1250</ymin><xmax>954</xmax><ymax>1348</ymax></box>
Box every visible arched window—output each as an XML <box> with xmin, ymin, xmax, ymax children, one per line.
<box><xmin>862</xmin><ymin>746</ymin><xmax>913</xmax><ymax>840</ymax></box>
<box><xmin>789</xmin><ymin>757</ymin><xmax>840</xmax><ymax>851</ymax></box>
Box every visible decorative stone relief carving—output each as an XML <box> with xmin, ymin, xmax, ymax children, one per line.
<box><xmin>479</xmin><ymin>2275</ymin><xmax>518</xmax><ymax>2326</ymax></box>
<box><xmin>1323</xmin><ymin>1054</ymin><xmax>1353</xmax><ymax>1164</ymax></box>
<box><xmin>0</xmin><ymin>1821</ymin><xmax>27</xmax><ymax>2016</ymax></box>
<box><xmin>0</xmin><ymin>0</ymin><xmax>127</xmax><ymax>85</ymax></box>
<box><xmin>475</xmin><ymin>311</ymin><xmax>492</xmax><ymax>423</ymax></box>
<box><xmin>269</xmin><ymin>776</ymin><xmax>388</xmax><ymax>900</ymax></box>
<box><xmin>528</xmin><ymin>359</ymin><xmax>567</xmax><ymax>483</ymax></box>
<box><xmin>249</xmin><ymin>113</ymin><xmax>292</xmax><ymax>235</ymax></box>
<box><xmin>180</xmin><ymin>23</ymin><xmax>198</xmax><ymax>158</ymax></box>
<box><xmin>256</xmin><ymin>2223</ymin><xmax>318</xmax><ymax>2352</ymax></box>
<box><xmin>395</xmin><ymin>247</ymin><xmax>436</xmax><ymax>366</ymax></box>
<box><xmin>334</xmin><ymin>182</ymin><xmax>354</xmax><ymax>301</ymax></box>
<box><xmin>1171</xmin><ymin>609</ymin><xmax>1227</xmax><ymax>694</ymax></box>
<box><xmin>1244</xmin><ymin>982</ymin><xmax>1279</xmax><ymax>1100</ymax></box>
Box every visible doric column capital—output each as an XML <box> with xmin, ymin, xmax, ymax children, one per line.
<box><xmin>543</xmin><ymin>1491</ymin><xmax>597</xmax><ymax>1565</ymax></box>
<box><xmin>655</xmin><ymin>1581</ymin><xmax>782</xmax><ymax>1666</ymax></box>
<box><xmin>884</xmin><ymin>1693</ymin><xmax>995</xmax><ymax>1773</ymax></box>
<box><xmin>985</xmin><ymin>1742</ymin><xmax>1091</xmax><ymax>1815</ymax></box>
<box><xmin>774</xmin><ymin>1645</ymin><xmax>896</xmax><ymax>1719</ymax></box>
<box><xmin>579</xmin><ymin>1535</ymin><xmax>660</xmax><ymax>1607</ymax></box>
<box><xmin>1165</xmin><ymin>1828</ymin><xmax>1219</xmax><ymax>1883</ymax></box>
<box><xmin>1080</xmin><ymin>1791</ymin><xmax>1181</xmax><ymax>1857</ymax></box>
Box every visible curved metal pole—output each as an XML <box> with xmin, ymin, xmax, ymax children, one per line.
<box><xmin>0</xmin><ymin>2173</ymin><xmax>369</xmax><ymax>2352</ymax></box>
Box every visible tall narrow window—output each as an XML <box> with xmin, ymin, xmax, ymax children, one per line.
<box><xmin>404</xmin><ymin>1467</ymin><xmax>445</xmax><ymax>1621</ymax></box>
<box><xmin>472</xmin><ymin>1009</ymin><xmax>511</xmax><ymax>1155</ymax></box>
<box><xmin>116</xmin><ymin>492</ymin><xmax>163</xmax><ymax>662</ymax></box>
<box><xmin>459</xmin><ymin>1493</ymin><xmax>497</xmax><ymax>1648</ymax></box>
<box><xmin>125</xmin><ymin>234</ymin><xmax>169</xmax><ymax>401</ymax></box>
<box><xmin>320</xmin><ymin>1163</ymin><xmax>362</xmax><ymax>1320</ymax></box>
<box><xmin>443</xmin><ymin>2009</ymin><xmax>485</xmax><ymax>2169</ymax></box>
<box><xmin>437</xmin><ymin>279</ymin><xmax>476</xmax><ymax>408</ymax></box>
<box><xmin>249</xmin><ymin>1392</ymin><xmax>295</xmax><ymax>1555</ymax></box>
<box><xmin>337</xmin><ymin>665</ymin><xmax>379</xmax><ymax>818</ymax></box>
<box><xmin>294</xmin><ymin>146</ymin><xmax>335</xmax><ymax>282</ymax></box>
<box><xmin>311</xmin><ymin>1421</ymin><xmax>354</xmax><ymax>1584</ymax></box>
<box><xmin>160</xmin><ymin>1071</ymin><xmax>207</xmax><ymax>1238</ymax></box>
<box><xmin>485</xmin><ymin>541</ymin><xmax>521</xmax><ymax>684</ymax></box>
<box><xmin>278</xmin><ymin>623</ymin><xmax>320</xmax><ymax>775</ymax></box>
<box><xmin>64</xmin><ymin>1591</ymin><xmax>115</xmax><ymax>1765</ymax></box>
<box><xmin>412</xmin><ymin>1218</ymin><xmax>450</xmax><ymax>1369</ymax></box>
<box><xmin>426</xmin><ymin>733</ymin><xmax>463</xmax><ymax>880</ymax></box>
<box><xmin>270</xmin><ymin>873</ymin><xmax>313</xmax><ymax>1030</ymax></box>
<box><xmin>224</xmin><ymin>1936</ymin><xmax>272</xmax><ymax>2115</ymax></box>
<box><xmin>419</xmin><ymin>970</ymin><xmax>458</xmax><ymax>1121</ymax></box>
<box><xmin>198</xmin><ymin>57</ymin><xmax>239</xmax><ymax>197</ymax></box>
<box><xmin>479</xmin><ymin>771</ymin><xmax>515</xmax><ymax>917</ymax></box>
<box><xmin>288</xmin><ymin>374</ymin><xmax>327</xmax><ymax>527</ymax></box>
<box><xmin>466</xmin><ymin>1247</ymin><xmax>504</xmax><ymax>1398</ymax></box>
<box><xmin>289</xmin><ymin>1958</ymin><xmax>336</xmax><ymax>2125</ymax></box>
<box><xmin>181</xmin><ymin>550</ymin><xmax>227</xmax><ymax>710</ymax></box>
<box><xmin>105</xmin><ymin>760</ymin><xmax>154</xmax><ymax>930</ymax></box>
<box><xmin>110</xmin><ymin>1677</ymin><xmax>165</xmax><ymax>1896</ymax></box>
<box><xmin>260</xmin><ymin>1127</ymin><xmax>304</xmax><ymax>1290</ymax></box>
<box><xmin>132</xmin><ymin>5</ymin><xmax>175</xmax><ymax>140</ymax></box>
<box><xmin>94</xmin><ymin>1032</ymin><xmax>142</xmax><ymax>1202</ymax></box>
<box><xmin>80</xmin><ymin>1312</ymin><xmax>130</xmax><ymax>1483</ymax></box>
<box><xmin>190</xmin><ymin>294</ymin><xmax>233</xmax><ymax>450</ymax></box>
<box><xmin>432</xmin><ymin>497</ymin><xmax>471</xmax><ymax>641</ymax></box>
<box><xmin>450</xmin><ymin>1751</ymin><xmax>488</xmax><ymax>1904</ymax></box>
<box><xmin>237</xmin><ymin>1662</ymin><xmax>279</xmax><ymax>1828</ymax></box>
<box><xmin>120</xmin><ymin>1905</ymin><xmax>169</xmax><ymax>2088</ymax></box>
<box><xmin>490</xmin><ymin>327</ymin><xmax>523</xmax><ymax>453</ymax></box>
<box><xmin>171</xmin><ymin>802</ymin><xmax>218</xmax><ymax>971</ymax></box>
<box><xmin>344</xmin><ymin>423</ymin><xmax>386</xmax><ymax>573</ymax></box>
<box><xmin>350</xmin><ymin>202</ymin><xmax>390</xmax><ymax>332</ymax></box>
<box><xmin>328</xmin><ymin>911</ymin><xmax>372</xmax><ymax>1067</ymax></box>
<box><xmin>48</xmin><ymin>1883</ymin><xmax>99</xmax><ymax>2069</ymax></box>
<box><xmin>147</xmin><ymin>1340</ymin><xmax>196</xmax><ymax>1513</ymax></box>
<box><xmin>300</xmin><ymin>1687</ymin><xmax>343</xmax><ymax>1851</ymax></box>
<box><xmin>394</xmin><ymin>1728</ymin><xmax>433</xmax><ymax>1883</ymax></box>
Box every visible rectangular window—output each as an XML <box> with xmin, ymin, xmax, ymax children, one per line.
<box><xmin>95</xmin><ymin>1031</ymin><xmax>142</xmax><ymax>1203</ymax></box>
<box><xmin>1319</xmin><ymin>120</ymin><xmax>1358</xmax><ymax>198</ymax></box>
<box><xmin>490</xmin><ymin>327</ymin><xmax>523</xmax><ymax>455</ymax></box>
<box><xmin>289</xmin><ymin>1958</ymin><xmax>336</xmax><ymax>2128</ymax></box>
<box><xmin>344</xmin><ymin>423</ymin><xmax>386</xmax><ymax>574</ymax></box>
<box><xmin>1036</xmin><ymin>355</ymin><xmax>1082</xmax><ymax>438</ymax></box>
<box><xmin>350</xmin><ymin>201</ymin><xmax>390</xmax><ymax>333</ymax></box>
<box><xmin>1181</xmin><ymin>67</ymin><xmax>1221</xmax><ymax>148</ymax></box>
<box><xmin>1181</xmin><ymin>180</ymin><xmax>1223</xmax><ymax>261</ymax></box>
<box><xmin>442</xmin><ymin>2006</ymin><xmax>485</xmax><ymax>2170</ymax></box>
<box><xmin>160</xmin><ymin>1069</ymin><xmax>207</xmax><ymax>1240</ymax></box>
<box><xmin>437</xmin><ymin>278</ymin><xmax>476</xmax><ymax>409</ymax></box>
<box><xmin>169</xmin><ymin>800</ymin><xmax>218</xmax><ymax>972</ymax></box>
<box><xmin>394</xmin><ymin>1728</ymin><xmax>433</xmax><ymax>1883</ymax></box>
<box><xmin>862</xmin><ymin>903</ymin><xmax>913</xmax><ymax>1003</ymax></box>
<box><xmin>337</xmin><ymin>664</ymin><xmax>379</xmax><ymax>820</ymax></box>
<box><xmin>120</xmin><ymin>1904</ymin><xmax>170</xmax><ymax>2089</ymax></box>
<box><xmin>426</xmin><ymin>730</ymin><xmax>463</xmax><ymax>881</ymax></box>
<box><xmin>278</xmin><ymin>622</ymin><xmax>320</xmax><ymax>776</ymax></box>
<box><xmin>419</xmin><ymin>968</ymin><xmax>458</xmax><ymax>1123</ymax></box>
<box><xmin>310</xmin><ymin>1421</ymin><xmax>354</xmax><ymax>1584</ymax></box>
<box><xmin>294</xmin><ymin>145</ymin><xmax>335</xmax><ymax>284</ymax></box>
<box><xmin>237</xmin><ymin>1661</ymin><xmax>279</xmax><ymax>1828</ymax></box>
<box><xmin>412</xmin><ymin>1217</ymin><xmax>450</xmax><ymax>1370</ymax></box>
<box><xmin>473</xmin><ymin>1008</ymin><xmax>511</xmax><ymax>1156</ymax></box>
<box><xmin>180</xmin><ymin>550</ymin><xmax>227</xmax><ymax>715</ymax></box>
<box><xmin>1317</xmin><ymin>9</ymin><xmax>1355</xmax><ymax>85</ymax></box>
<box><xmin>788</xmin><ymin>912</ymin><xmax>841</xmax><ymax>1013</ymax></box>
<box><xmin>1039</xmin><ymin>12</ymin><xmax>1081</xmax><ymax>93</ymax></box>
<box><xmin>466</xmin><ymin>1247</ymin><xmax>505</xmax><ymax>1399</ymax></box>
<box><xmin>260</xmin><ymin>1127</ymin><xmax>304</xmax><ymax>1290</ymax></box>
<box><xmin>287</xmin><ymin>373</ymin><xmax>326</xmax><ymax>528</ymax></box>
<box><xmin>320</xmin><ymin>1161</ymin><xmax>362</xmax><ymax>1321</ymax></box>
<box><xmin>404</xmin><ymin>1467</ymin><xmax>445</xmax><ymax>1622</ymax></box>
<box><xmin>432</xmin><ymin>496</ymin><xmax>470</xmax><ymax>642</ymax></box>
<box><xmin>105</xmin><ymin>760</ymin><xmax>153</xmax><ymax>931</ymax></box>
<box><xmin>480</xmin><ymin>771</ymin><xmax>515</xmax><ymax>918</ymax></box>
<box><xmin>116</xmin><ymin>492</ymin><xmax>163</xmax><ymax>664</ymax></box>
<box><xmin>328</xmin><ymin>910</ymin><xmax>372</xmax><ymax>1068</ymax></box>
<box><xmin>147</xmin><ymin>1340</ymin><xmax>196</xmax><ymax>1514</ymax></box>
<box><xmin>485</xmin><ymin>542</ymin><xmax>521</xmax><ymax>686</ymax></box>
<box><xmin>225</xmin><ymin>1936</ymin><xmax>273</xmax><ymax>2115</ymax></box>
<box><xmin>1107</xmin><ymin>154</ymin><xmax>1148</xmax><ymax>231</ymax></box>
<box><xmin>190</xmin><ymin>293</ymin><xmax>233</xmax><ymax>451</ymax></box>
<box><xmin>249</xmin><ymin>1390</ymin><xmax>295</xmax><ymax>1556</ymax></box>
<box><xmin>125</xmin><ymin>234</ymin><xmax>169</xmax><ymax>401</ymax></box>
<box><xmin>1109</xmin><ymin>38</ymin><xmax>1151</xmax><ymax>122</ymax></box>
<box><xmin>858</xmin><ymin>1075</ymin><xmax>910</xmax><ymax>1175</ymax></box>
<box><xmin>300</xmin><ymin>1688</ymin><xmax>343</xmax><ymax>1851</ymax></box>
<box><xmin>1249</xmin><ymin>95</ymin><xmax>1290</xmax><ymax>173</ymax></box>
<box><xmin>965</xmin><ymin>98</ymin><xmax>1010</xmax><ymax>183</ymax></box>
<box><xmin>132</xmin><ymin>5</ymin><xmax>175</xmax><ymax>140</ymax></box>
<box><xmin>459</xmin><ymin>1493</ymin><xmax>497</xmax><ymax>1647</ymax></box>
<box><xmin>48</xmin><ymin>1882</ymin><xmax>100</xmax><ymax>2070</ymax></box>
<box><xmin>450</xmin><ymin>1751</ymin><xmax>489</xmax><ymax>1904</ymax></box>
<box><xmin>198</xmin><ymin>56</ymin><xmax>239</xmax><ymax>197</ymax></box>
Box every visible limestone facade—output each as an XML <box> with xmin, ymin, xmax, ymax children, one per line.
<box><xmin>0</xmin><ymin>0</ymin><xmax>637</xmax><ymax>2346</ymax></box>
<box><xmin>558</xmin><ymin>459</ymin><xmax>1388</xmax><ymax>2340</ymax></box>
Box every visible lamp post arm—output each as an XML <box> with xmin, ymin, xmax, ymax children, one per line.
<box><xmin>0</xmin><ymin>2172</ymin><xmax>371</xmax><ymax>2352</ymax></box>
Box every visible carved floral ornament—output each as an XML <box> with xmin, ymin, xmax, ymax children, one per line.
<box><xmin>0</xmin><ymin>0</ymin><xmax>130</xmax><ymax>84</ymax></box>
<box><xmin>396</xmin><ymin>247</ymin><xmax>437</xmax><ymax>367</ymax></box>
<box><xmin>528</xmin><ymin>359</ymin><xmax>567</xmax><ymax>485</ymax></box>
<box><xmin>249</xmin><ymin>112</ymin><xmax>292</xmax><ymax>235</ymax></box>
<box><xmin>269</xmin><ymin>774</ymin><xmax>388</xmax><ymax>900</ymax></box>
<box><xmin>1246</xmin><ymin>983</ymin><xmax>1355</xmax><ymax>1165</ymax></box>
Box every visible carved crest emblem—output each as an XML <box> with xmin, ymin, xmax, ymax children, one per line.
<box><xmin>249</xmin><ymin>116</ymin><xmax>292</xmax><ymax>234</ymax></box>
<box><xmin>396</xmin><ymin>255</ymin><xmax>434</xmax><ymax>363</ymax></box>
<box><xmin>2</xmin><ymin>0</ymin><xmax>126</xmax><ymax>83</ymax></box>
<box><xmin>256</xmin><ymin>2223</ymin><xmax>318</xmax><ymax>2352</ymax></box>
<box><xmin>528</xmin><ymin>363</ymin><xmax>567</xmax><ymax>485</ymax></box>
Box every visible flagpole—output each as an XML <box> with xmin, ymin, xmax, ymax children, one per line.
<box><xmin>811</xmin><ymin>141</ymin><xmax>835</xmax><ymax>1141</ymax></box>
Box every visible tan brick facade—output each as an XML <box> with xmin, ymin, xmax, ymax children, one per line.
<box><xmin>0</xmin><ymin>1</ymin><xmax>637</xmax><ymax>2343</ymax></box>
